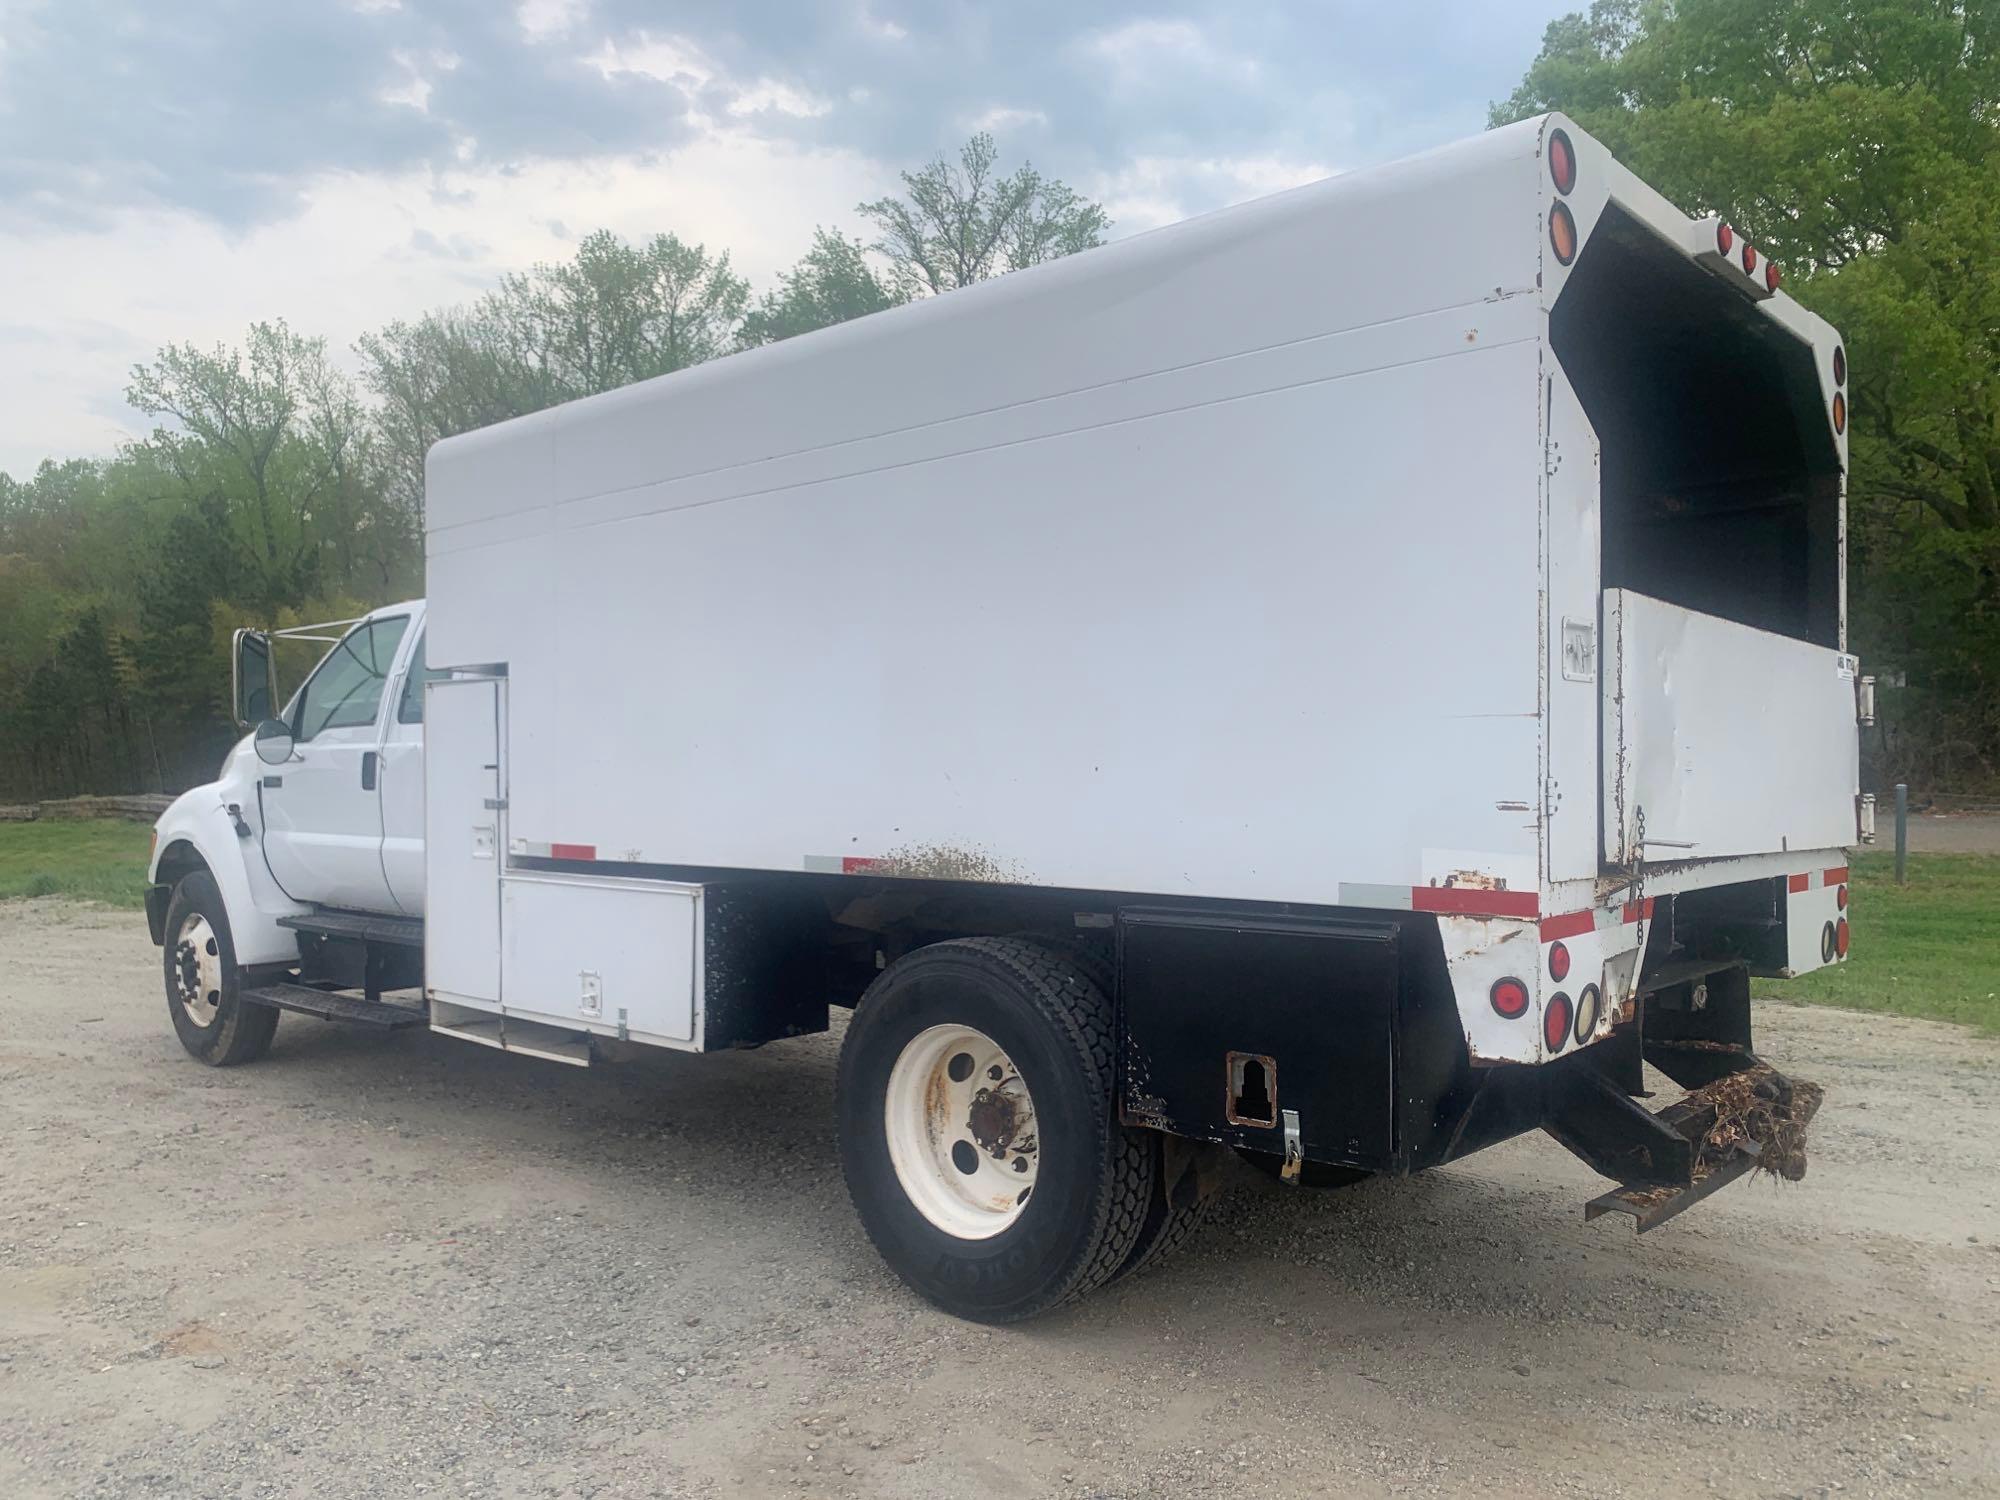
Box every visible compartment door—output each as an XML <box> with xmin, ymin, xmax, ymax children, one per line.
<box><xmin>425</xmin><ymin>677</ymin><xmax>503</xmax><ymax>1009</ymax></box>
<box><xmin>1603</xmin><ymin>589</ymin><xmax>1858</xmax><ymax>864</ymax></box>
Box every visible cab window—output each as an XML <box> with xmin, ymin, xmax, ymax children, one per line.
<box><xmin>293</xmin><ymin>616</ymin><xmax>409</xmax><ymax>741</ymax></box>
<box><xmin>396</xmin><ymin>631</ymin><xmax>450</xmax><ymax>724</ymax></box>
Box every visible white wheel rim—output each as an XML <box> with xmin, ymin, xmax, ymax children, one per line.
<box><xmin>172</xmin><ymin>912</ymin><xmax>223</xmax><ymax>1028</ymax></box>
<box><xmin>884</xmin><ymin>1024</ymin><xmax>1041</xmax><ymax>1240</ymax></box>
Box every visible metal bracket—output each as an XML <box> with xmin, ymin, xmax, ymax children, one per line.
<box><xmin>483</xmin><ymin>797</ymin><xmax>508</xmax><ymax>811</ymax></box>
<box><xmin>1279</xmin><ymin>1109</ymin><xmax>1303</xmax><ymax>1186</ymax></box>
<box><xmin>616</xmin><ymin>1006</ymin><xmax>630</xmax><ymax>1042</ymax></box>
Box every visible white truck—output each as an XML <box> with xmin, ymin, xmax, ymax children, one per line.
<box><xmin>148</xmin><ymin>114</ymin><xmax>1861</xmax><ymax>1322</ymax></box>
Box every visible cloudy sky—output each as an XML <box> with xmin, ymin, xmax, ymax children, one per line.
<box><xmin>0</xmin><ymin>0</ymin><xmax>1571</xmax><ymax>478</ymax></box>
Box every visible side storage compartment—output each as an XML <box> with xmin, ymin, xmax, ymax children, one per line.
<box><xmin>1118</xmin><ymin>909</ymin><xmax>1399</xmax><ymax>1170</ymax></box>
<box><xmin>501</xmin><ymin>872</ymin><xmax>702</xmax><ymax>1049</ymax></box>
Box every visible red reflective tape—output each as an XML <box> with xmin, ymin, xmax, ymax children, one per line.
<box><xmin>841</xmin><ymin>856</ymin><xmax>885</xmax><ymax>874</ymax></box>
<box><xmin>1412</xmin><ymin>886</ymin><xmax>1539</xmax><ymax>919</ymax></box>
<box><xmin>1621</xmin><ymin>896</ymin><xmax>1655</xmax><ymax>924</ymax></box>
<box><xmin>1823</xmin><ymin>865</ymin><xmax>1849</xmax><ymax>885</ymax></box>
<box><xmin>549</xmin><ymin>842</ymin><xmax>596</xmax><ymax>861</ymax></box>
<box><xmin>1538</xmin><ymin>909</ymin><xmax>1597</xmax><ymax>942</ymax></box>
<box><xmin>1788</xmin><ymin>873</ymin><xmax>1810</xmax><ymax>894</ymax></box>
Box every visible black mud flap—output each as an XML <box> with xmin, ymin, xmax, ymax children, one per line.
<box><xmin>1544</xmin><ymin>962</ymin><xmax>1825</xmax><ymax>1232</ymax></box>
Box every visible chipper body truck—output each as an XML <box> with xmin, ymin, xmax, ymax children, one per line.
<box><xmin>148</xmin><ymin>115</ymin><xmax>1863</xmax><ymax>1321</ymax></box>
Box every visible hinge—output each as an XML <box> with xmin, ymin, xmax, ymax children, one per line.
<box><xmin>483</xmin><ymin>797</ymin><xmax>508</xmax><ymax>811</ymax></box>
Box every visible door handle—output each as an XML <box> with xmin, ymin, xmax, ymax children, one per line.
<box><xmin>361</xmin><ymin>751</ymin><xmax>379</xmax><ymax>791</ymax></box>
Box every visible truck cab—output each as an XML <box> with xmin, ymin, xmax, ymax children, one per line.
<box><xmin>146</xmin><ymin>601</ymin><xmax>435</xmax><ymax>974</ymax></box>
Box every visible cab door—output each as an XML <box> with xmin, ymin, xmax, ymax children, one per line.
<box><xmin>260</xmin><ymin>614</ymin><xmax>411</xmax><ymax>913</ymax></box>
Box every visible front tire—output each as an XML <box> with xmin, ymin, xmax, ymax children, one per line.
<box><xmin>836</xmin><ymin>937</ymin><xmax>1153</xmax><ymax>1322</ymax></box>
<box><xmin>163</xmin><ymin>871</ymin><xmax>278</xmax><ymax>1067</ymax></box>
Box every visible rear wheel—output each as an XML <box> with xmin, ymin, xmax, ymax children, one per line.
<box><xmin>837</xmin><ymin>937</ymin><xmax>1153</xmax><ymax>1322</ymax></box>
<box><xmin>163</xmin><ymin>871</ymin><xmax>278</xmax><ymax>1067</ymax></box>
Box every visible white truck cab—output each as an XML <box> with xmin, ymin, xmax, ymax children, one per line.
<box><xmin>146</xmin><ymin>600</ymin><xmax>434</xmax><ymax>971</ymax></box>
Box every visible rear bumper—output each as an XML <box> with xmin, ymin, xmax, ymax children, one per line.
<box><xmin>1542</xmin><ymin>961</ymin><xmax>1824</xmax><ymax>1230</ymax></box>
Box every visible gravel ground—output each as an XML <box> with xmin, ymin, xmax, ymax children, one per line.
<box><xmin>2</xmin><ymin>899</ymin><xmax>1996</xmax><ymax>1500</ymax></box>
<box><xmin>1903</xmin><ymin>811</ymin><xmax>2000</xmax><ymax>856</ymax></box>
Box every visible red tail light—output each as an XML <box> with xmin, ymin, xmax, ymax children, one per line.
<box><xmin>1833</xmin><ymin>345</ymin><xmax>1846</xmax><ymax>385</ymax></box>
<box><xmin>1717</xmin><ymin>223</ymin><xmax>1734</xmax><ymax>256</ymax></box>
<box><xmin>1837</xmin><ymin>884</ymin><xmax>1849</xmax><ymax>910</ymax></box>
<box><xmin>1835</xmin><ymin>918</ymin><xmax>1850</xmax><ymax>958</ymax></box>
<box><xmin>1547</xmin><ymin>129</ymin><xmax>1576</xmax><ymax>195</ymax></box>
<box><xmin>1548</xmin><ymin>941</ymin><xmax>1571</xmax><ymax>982</ymax></box>
<box><xmin>1549</xmin><ymin>201</ymin><xmax>1578</xmax><ymax>266</ymax></box>
<box><xmin>1543</xmin><ymin>992</ymin><xmax>1573</xmax><ymax>1053</ymax></box>
<box><xmin>1741</xmin><ymin>242</ymin><xmax>1759</xmax><ymax>274</ymax></box>
<box><xmin>1832</xmin><ymin>392</ymin><xmax>1847</xmax><ymax>434</ymax></box>
<box><xmin>1765</xmin><ymin>261</ymin><xmax>1781</xmax><ymax>292</ymax></box>
<box><xmin>1490</xmin><ymin>977</ymin><xmax>1530</xmax><ymax>1019</ymax></box>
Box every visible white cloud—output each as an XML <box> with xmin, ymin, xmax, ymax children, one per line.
<box><xmin>0</xmin><ymin>134</ymin><xmax>889</xmax><ymax>476</ymax></box>
<box><xmin>966</xmin><ymin>105</ymin><xmax>1048</xmax><ymax>134</ymax></box>
<box><xmin>727</xmin><ymin>80</ymin><xmax>834</xmax><ymax>120</ymax></box>
<box><xmin>516</xmin><ymin>0</ymin><xmax>587</xmax><ymax>44</ymax></box>
<box><xmin>1078</xmin><ymin>18</ymin><xmax>1258</xmax><ymax>90</ymax></box>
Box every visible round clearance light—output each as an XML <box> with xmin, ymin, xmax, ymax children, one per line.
<box><xmin>1548</xmin><ymin>129</ymin><xmax>1577</xmax><ymax>195</ymax></box>
<box><xmin>1837</xmin><ymin>884</ymin><xmax>1849</xmax><ymax>911</ymax></box>
<box><xmin>1836</xmin><ymin>917</ymin><xmax>1851</xmax><ymax>958</ymax></box>
<box><xmin>1820</xmin><ymin>921</ymin><xmax>1837</xmax><ymax>963</ymax></box>
<box><xmin>1833</xmin><ymin>345</ymin><xmax>1847</xmax><ymax>385</ymax></box>
<box><xmin>1544</xmin><ymin>992</ymin><xmax>1573</xmax><ymax>1054</ymax></box>
<box><xmin>1717</xmin><ymin>222</ymin><xmax>1735</xmax><ymax>256</ymax></box>
<box><xmin>1549</xmin><ymin>201</ymin><xmax>1578</xmax><ymax>266</ymax></box>
<box><xmin>1490</xmin><ymin>977</ymin><xmax>1530</xmax><ymax>1020</ymax></box>
<box><xmin>1741</xmin><ymin>242</ymin><xmax>1759</xmax><ymax>274</ymax></box>
<box><xmin>1832</xmin><ymin>391</ymin><xmax>1847</xmax><ymax>434</ymax></box>
<box><xmin>1574</xmin><ymin>983</ymin><xmax>1603</xmax><ymax>1044</ymax></box>
<box><xmin>1766</xmin><ymin>261</ymin><xmax>1782</xmax><ymax>292</ymax></box>
<box><xmin>1548</xmin><ymin>941</ymin><xmax>1571</xmax><ymax>983</ymax></box>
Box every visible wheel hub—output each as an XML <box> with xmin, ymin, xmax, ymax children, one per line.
<box><xmin>173</xmin><ymin>912</ymin><xmax>223</xmax><ymax>1027</ymax></box>
<box><xmin>885</xmin><ymin>1024</ymin><xmax>1040</xmax><ymax>1240</ymax></box>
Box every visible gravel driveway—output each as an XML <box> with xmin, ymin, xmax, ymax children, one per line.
<box><xmin>2</xmin><ymin>900</ymin><xmax>1996</xmax><ymax>1499</ymax></box>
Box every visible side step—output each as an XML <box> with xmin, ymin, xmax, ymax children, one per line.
<box><xmin>240</xmin><ymin>982</ymin><xmax>427</xmax><ymax>1029</ymax></box>
<box><xmin>278</xmin><ymin>910</ymin><xmax>424</xmax><ymax>948</ymax></box>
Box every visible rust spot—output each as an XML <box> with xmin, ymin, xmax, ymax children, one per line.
<box><xmin>967</xmin><ymin>1086</ymin><xmax>1021</xmax><ymax>1157</ymax></box>
<box><xmin>869</xmin><ymin>843</ymin><xmax>1026</xmax><ymax>883</ymax></box>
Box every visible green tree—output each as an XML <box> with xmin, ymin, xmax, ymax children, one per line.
<box><xmin>1495</xmin><ymin>0</ymin><xmax>2000</xmax><ymax>787</ymax></box>
<box><xmin>857</xmin><ymin>133</ymin><xmax>1110</xmax><ymax>297</ymax></box>
<box><xmin>360</xmin><ymin>229</ymin><xmax>749</xmax><ymax>514</ymax></box>
<box><xmin>739</xmin><ymin>228</ymin><xmax>907</xmax><ymax>345</ymax></box>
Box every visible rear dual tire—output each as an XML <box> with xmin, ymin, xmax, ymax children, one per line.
<box><xmin>837</xmin><ymin>936</ymin><xmax>1171</xmax><ymax>1322</ymax></box>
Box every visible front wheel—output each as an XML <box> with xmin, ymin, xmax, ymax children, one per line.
<box><xmin>163</xmin><ymin>870</ymin><xmax>278</xmax><ymax>1067</ymax></box>
<box><xmin>836</xmin><ymin>937</ymin><xmax>1154</xmax><ymax>1322</ymax></box>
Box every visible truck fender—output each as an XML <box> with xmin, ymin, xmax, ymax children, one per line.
<box><xmin>148</xmin><ymin>788</ymin><xmax>307</xmax><ymax>968</ymax></box>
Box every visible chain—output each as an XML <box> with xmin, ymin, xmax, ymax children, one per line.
<box><xmin>1630</xmin><ymin>803</ymin><xmax>1649</xmax><ymax>976</ymax></box>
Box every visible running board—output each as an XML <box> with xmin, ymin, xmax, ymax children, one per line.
<box><xmin>239</xmin><ymin>982</ymin><xmax>426</xmax><ymax>1029</ymax></box>
<box><xmin>278</xmin><ymin>910</ymin><xmax>424</xmax><ymax>948</ymax></box>
<box><xmin>430</xmin><ymin>998</ymin><xmax>591</xmax><ymax>1067</ymax></box>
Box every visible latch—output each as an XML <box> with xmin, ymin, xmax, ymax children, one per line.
<box><xmin>1279</xmin><ymin>1109</ymin><xmax>1303</xmax><ymax>1186</ymax></box>
<box><xmin>1858</xmin><ymin>793</ymin><xmax>1877</xmax><ymax>844</ymax></box>
<box><xmin>579</xmin><ymin>970</ymin><xmax>603</xmax><ymax>1019</ymax></box>
<box><xmin>1856</xmin><ymin>675</ymin><xmax>1876</xmax><ymax>727</ymax></box>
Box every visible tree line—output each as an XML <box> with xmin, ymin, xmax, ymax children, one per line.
<box><xmin>7</xmin><ymin>2</ymin><xmax>1999</xmax><ymax>801</ymax></box>
<box><xmin>0</xmin><ymin>135</ymin><xmax>1107</xmax><ymax>800</ymax></box>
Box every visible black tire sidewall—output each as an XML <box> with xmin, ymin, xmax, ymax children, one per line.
<box><xmin>837</xmin><ymin>945</ymin><xmax>1117</xmax><ymax>1321</ymax></box>
<box><xmin>163</xmin><ymin>870</ymin><xmax>267</xmax><ymax>1064</ymax></box>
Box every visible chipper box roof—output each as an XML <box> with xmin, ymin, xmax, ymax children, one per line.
<box><xmin>151</xmin><ymin>114</ymin><xmax>1858</xmax><ymax>1321</ymax></box>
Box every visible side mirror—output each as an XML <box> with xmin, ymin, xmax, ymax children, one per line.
<box><xmin>233</xmin><ymin>628</ymin><xmax>277</xmax><ymax>730</ymax></box>
<box><xmin>253</xmin><ymin>718</ymin><xmax>295</xmax><ymax>766</ymax></box>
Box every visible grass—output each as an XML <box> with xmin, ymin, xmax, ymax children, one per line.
<box><xmin>1755</xmin><ymin>852</ymin><xmax>2000</xmax><ymax>1036</ymax></box>
<box><xmin>0</xmin><ymin>817</ymin><xmax>153</xmax><ymax>907</ymax></box>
